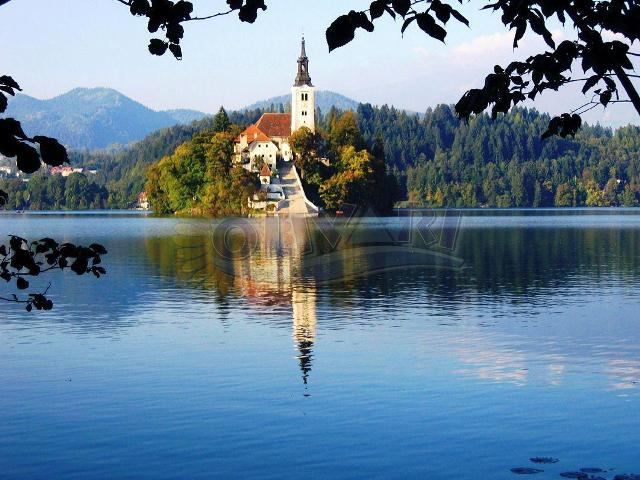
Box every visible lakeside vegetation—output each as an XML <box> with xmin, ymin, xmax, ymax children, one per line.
<box><xmin>2</xmin><ymin>105</ymin><xmax>640</xmax><ymax>211</ymax></box>
<box><xmin>145</xmin><ymin>129</ymin><xmax>258</xmax><ymax>216</ymax></box>
<box><xmin>0</xmin><ymin>173</ymin><xmax>109</xmax><ymax>210</ymax></box>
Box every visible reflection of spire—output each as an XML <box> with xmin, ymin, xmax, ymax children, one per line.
<box><xmin>293</xmin><ymin>285</ymin><xmax>317</xmax><ymax>385</ymax></box>
<box><xmin>297</xmin><ymin>339</ymin><xmax>313</xmax><ymax>385</ymax></box>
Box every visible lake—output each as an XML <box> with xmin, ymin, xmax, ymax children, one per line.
<box><xmin>1</xmin><ymin>209</ymin><xmax>639</xmax><ymax>479</ymax></box>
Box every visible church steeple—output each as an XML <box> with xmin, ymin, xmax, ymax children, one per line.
<box><xmin>291</xmin><ymin>36</ymin><xmax>316</xmax><ymax>133</ymax></box>
<box><xmin>294</xmin><ymin>36</ymin><xmax>313</xmax><ymax>87</ymax></box>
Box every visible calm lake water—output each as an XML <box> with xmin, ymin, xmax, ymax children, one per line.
<box><xmin>1</xmin><ymin>209</ymin><xmax>639</xmax><ymax>479</ymax></box>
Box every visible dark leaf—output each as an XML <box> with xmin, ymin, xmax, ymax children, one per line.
<box><xmin>71</xmin><ymin>258</ymin><xmax>89</xmax><ymax>275</ymax></box>
<box><xmin>416</xmin><ymin>13</ymin><xmax>447</xmax><ymax>42</ymax></box>
<box><xmin>326</xmin><ymin>15</ymin><xmax>356</xmax><ymax>52</ymax></box>
<box><xmin>16</xmin><ymin>143</ymin><xmax>42</xmax><ymax>174</ymax></box>
<box><xmin>33</xmin><ymin>136</ymin><xmax>68</xmax><ymax>167</ymax></box>
<box><xmin>392</xmin><ymin>0</ymin><xmax>411</xmax><ymax>16</ymax></box>
<box><xmin>129</xmin><ymin>0</ymin><xmax>150</xmax><ymax>15</ymax></box>
<box><xmin>582</xmin><ymin>75</ymin><xmax>601</xmax><ymax>94</ymax></box>
<box><xmin>16</xmin><ymin>277</ymin><xmax>29</xmax><ymax>290</ymax></box>
<box><xmin>238</xmin><ymin>1</ymin><xmax>266</xmax><ymax>23</ymax></box>
<box><xmin>401</xmin><ymin>16</ymin><xmax>416</xmax><ymax>35</ymax></box>
<box><xmin>148</xmin><ymin>38</ymin><xmax>169</xmax><ymax>56</ymax></box>
<box><xmin>147</xmin><ymin>16</ymin><xmax>162</xmax><ymax>33</ymax></box>
<box><xmin>514</xmin><ymin>21</ymin><xmax>526</xmax><ymax>48</ymax></box>
<box><xmin>0</xmin><ymin>75</ymin><xmax>21</xmax><ymax>91</ymax></box>
<box><xmin>166</xmin><ymin>23</ymin><xmax>184</xmax><ymax>43</ymax></box>
<box><xmin>89</xmin><ymin>243</ymin><xmax>108</xmax><ymax>255</ymax></box>
<box><xmin>0</xmin><ymin>117</ymin><xmax>29</xmax><ymax>140</ymax></box>
<box><xmin>0</xmin><ymin>93</ymin><xmax>7</xmax><ymax>113</ymax></box>
<box><xmin>370</xmin><ymin>0</ymin><xmax>385</xmax><ymax>19</ymax></box>
<box><xmin>450</xmin><ymin>8</ymin><xmax>469</xmax><ymax>26</ymax></box>
<box><xmin>169</xmin><ymin>43</ymin><xmax>182</xmax><ymax>60</ymax></box>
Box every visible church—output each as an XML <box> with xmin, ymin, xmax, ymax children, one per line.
<box><xmin>234</xmin><ymin>37</ymin><xmax>316</xmax><ymax>171</ymax></box>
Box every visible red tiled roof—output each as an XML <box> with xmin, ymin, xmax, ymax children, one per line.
<box><xmin>237</xmin><ymin>124</ymin><xmax>271</xmax><ymax>144</ymax></box>
<box><xmin>255</xmin><ymin>113</ymin><xmax>291</xmax><ymax>138</ymax></box>
<box><xmin>260</xmin><ymin>164</ymin><xmax>271</xmax><ymax>177</ymax></box>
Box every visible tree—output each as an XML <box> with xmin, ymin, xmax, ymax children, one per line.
<box><xmin>289</xmin><ymin>126</ymin><xmax>323</xmax><ymax>178</ymax></box>
<box><xmin>213</xmin><ymin>106</ymin><xmax>231</xmax><ymax>132</ymax></box>
<box><xmin>145</xmin><ymin>129</ymin><xmax>259</xmax><ymax>215</ymax></box>
<box><xmin>328</xmin><ymin>111</ymin><xmax>364</xmax><ymax>153</ymax></box>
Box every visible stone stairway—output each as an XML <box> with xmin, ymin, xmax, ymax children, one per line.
<box><xmin>276</xmin><ymin>161</ymin><xmax>316</xmax><ymax>215</ymax></box>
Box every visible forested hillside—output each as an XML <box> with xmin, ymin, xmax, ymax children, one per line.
<box><xmin>352</xmin><ymin>104</ymin><xmax>640</xmax><ymax>207</ymax></box>
<box><xmin>3</xmin><ymin>103</ymin><xmax>640</xmax><ymax>210</ymax></box>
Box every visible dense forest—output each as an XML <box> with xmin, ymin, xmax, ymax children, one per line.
<box><xmin>0</xmin><ymin>173</ymin><xmax>109</xmax><ymax>210</ymax></box>
<box><xmin>353</xmin><ymin>104</ymin><xmax>640</xmax><ymax>207</ymax></box>
<box><xmin>2</xmin><ymin>104</ymin><xmax>640</xmax><ymax>210</ymax></box>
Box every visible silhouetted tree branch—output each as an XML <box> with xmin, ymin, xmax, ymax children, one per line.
<box><xmin>0</xmin><ymin>75</ymin><xmax>109</xmax><ymax>311</ymax></box>
<box><xmin>111</xmin><ymin>0</ymin><xmax>638</xmax><ymax>138</ymax></box>
<box><xmin>0</xmin><ymin>236</ymin><xmax>107</xmax><ymax>311</ymax></box>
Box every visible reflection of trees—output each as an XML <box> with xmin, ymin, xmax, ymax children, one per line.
<box><xmin>145</xmin><ymin>217</ymin><xmax>640</xmax><ymax>306</ymax></box>
<box><xmin>144</xmin><ymin>217</ymin><xmax>640</xmax><ymax>384</ymax></box>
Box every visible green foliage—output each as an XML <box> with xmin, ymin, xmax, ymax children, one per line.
<box><xmin>0</xmin><ymin>173</ymin><xmax>108</xmax><ymax>210</ymax></box>
<box><xmin>291</xmin><ymin>111</ymin><xmax>400</xmax><ymax>213</ymax></box>
<box><xmin>213</xmin><ymin>107</ymin><xmax>230</xmax><ymax>132</ymax></box>
<box><xmin>145</xmin><ymin>130</ymin><xmax>259</xmax><ymax>215</ymax></box>
<box><xmin>67</xmin><ymin>108</ymin><xmax>263</xmax><ymax>209</ymax></box>
<box><xmin>351</xmin><ymin>104</ymin><xmax>640</xmax><ymax>208</ymax></box>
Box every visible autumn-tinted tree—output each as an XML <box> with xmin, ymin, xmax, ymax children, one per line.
<box><xmin>145</xmin><ymin>128</ymin><xmax>259</xmax><ymax>215</ymax></box>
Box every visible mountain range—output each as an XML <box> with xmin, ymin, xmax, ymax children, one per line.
<box><xmin>2</xmin><ymin>88</ymin><xmax>209</xmax><ymax>150</ymax></box>
<box><xmin>242</xmin><ymin>91</ymin><xmax>360</xmax><ymax>113</ymax></box>
<box><xmin>2</xmin><ymin>87</ymin><xmax>362</xmax><ymax>150</ymax></box>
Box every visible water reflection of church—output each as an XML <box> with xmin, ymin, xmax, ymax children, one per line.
<box><xmin>224</xmin><ymin>217</ymin><xmax>318</xmax><ymax>385</ymax></box>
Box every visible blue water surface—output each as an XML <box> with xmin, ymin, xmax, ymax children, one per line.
<box><xmin>0</xmin><ymin>210</ymin><xmax>639</xmax><ymax>479</ymax></box>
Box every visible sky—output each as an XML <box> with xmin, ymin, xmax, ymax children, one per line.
<box><xmin>0</xmin><ymin>0</ymin><xmax>638</xmax><ymax>127</ymax></box>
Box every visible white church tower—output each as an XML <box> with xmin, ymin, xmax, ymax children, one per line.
<box><xmin>291</xmin><ymin>37</ymin><xmax>316</xmax><ymax>133</ymax></box>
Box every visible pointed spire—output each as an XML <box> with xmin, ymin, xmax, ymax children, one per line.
<box><xmin>294</xmin><ymin>36</ymin><xmax>313</xmax><ymax>87</ymax></box>
<box><xmin>300</xmin><ymin>36</ymin><xmax>307</xmax><ymax>59</ymax></box>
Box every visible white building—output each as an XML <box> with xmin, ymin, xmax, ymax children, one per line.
<box><xmin>234</xmin><ymin>37</ymin><xmax>316</xmax><ymax>171</ymax></box>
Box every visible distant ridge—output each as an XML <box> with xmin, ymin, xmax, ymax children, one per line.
<box><xmin>242</xmin><ymin>90</ymin><xmax>360</xmax><ymax>113</ymax></box>
<box><xmin>2</xmin><ymin>87</ymin><xmax>208</xmax><ymax>150</ymax></box>
<box><xmin>164</xmin><ymin>109</ymin><xmax>209</xmax><ymax>124</ymax></box>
